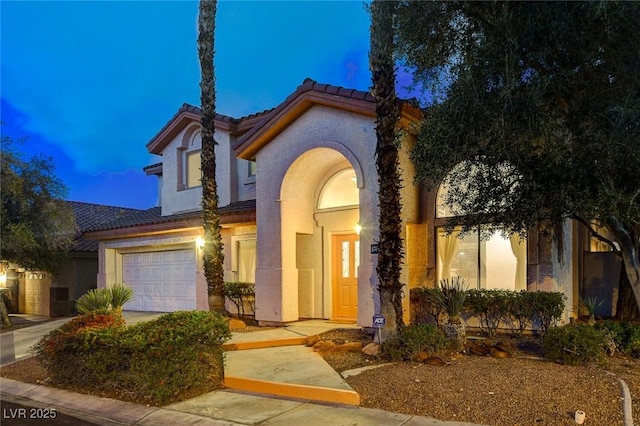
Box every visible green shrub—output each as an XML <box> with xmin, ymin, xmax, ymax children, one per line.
<box><xmin>401</xmin><ymin>323</ymin><xmax>450</xmax><ymax>356</ymax></box>
<box><xmin>543</xmin><ymin>325</ymin><xmax>607</xmax><ymax>365</ymax></box>
<box><xmin>530</xmin><ymin>291</ymin><xmax>566</xmax><ymax>334</ymax></box>
<box><xmin>33</xmin><ymin>310</ymin><xmax>231</xmax><ymax>406</ymax></box>
<box><xmin>595</xmin><ymin>321</ymin><xmax>640</xmax><ymax>358</ymax></box>
<box><xmin>33</xmin><ymin>311</ymin><xmax>125</xmax><ymax>375</ymax></box>
<box><xmin>503</xmin><ymin>291</ymin><xmax>536</xmax><ymax>338</ymax></box>
<box><xmin>380</xmin><ymin>336</ymin><xmax>407</xmax><ymax>362</ymax></box>
<box><xmin>223</xmin><ymin>281</ymin><xmax>255</xmax><ymax>317</ymax></box>
<box><xmin>381</xmin><ymin>324</ymin><xmax>449</xmax><ymax>361</ymax></box>
<box><xmin>411</xmin><ymin>288</ymin><xmax>565</xmax><ymax>337</ymax></box>
<box><xmin>465</xmin><ymin>289</ymin><xmax>509</xmax><ymax>337</ymax></box>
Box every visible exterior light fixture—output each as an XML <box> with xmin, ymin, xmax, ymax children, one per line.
<box><xmin>196</xmin><ymin>236</ymin><xmax>205</xmax><ymax>248</ymax></box>
<box><xmin>355</xmin><ymin>224</ymin><xmax>362</xmax><ymax>235</ymax></box>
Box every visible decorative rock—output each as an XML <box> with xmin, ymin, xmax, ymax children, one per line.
<box><xmin>414</xmin><ymin>351</ymin><xmax>430</xmax><ymax>362</ymax></box>
<box><xmin>228</xmin><ymin>318</ymin><xmax>246</xmax><ymax>330</ymax></box>
<box><xmin>495</xmin><ymin>341</ymin><xmax>515</xmax><ymax>355</ymax></box>
<box><xmin>313</xmin><ymin>340</ymin><xmax>336</xmax><ymax>352</ymax></box>
<box><xmin>467</xmin><ymin>342</ymin><xmax>491</xmax><ymax>356</ymax></box>
<box><xmin>424</xmin><ymin>356</ymin><xmax>448</xmax><ymax>366</ymax></box>
<box><xmin>450</xmin><ymin>352</ymin><xmax>464</xmax><ymax>360</ymax></box>
<box><xmin>490</xmin><ymin>347</ymin><xmax>511</xmax><ymax>358</ymax></box>
<box><xmin>362</xmin><ymin>342</ymin><xmax>380</xmax><ymax>356</ymax></box>
<box><xmin>306</xmin><ymin>335</ymin><xmax>321</xmax><ymax>347</ymax></box>
<box><xmin>336</xmin><ymin>342</ymin><xmax>363</xmax><ymax>352</ymax></box>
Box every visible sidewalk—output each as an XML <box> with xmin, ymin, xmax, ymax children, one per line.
<box><xmin>1</xmin><ymin>315</ymin><xmax>480</xmax><ymax>426</ymax></box>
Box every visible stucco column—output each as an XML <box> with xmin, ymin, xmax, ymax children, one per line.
<box><xmin>255</xmin><ymin>177</ymin><xmax>299</xmax><ymax>324</ymax></box>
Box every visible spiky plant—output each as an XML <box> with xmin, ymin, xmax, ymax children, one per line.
<box><xmin>109</xmin><ymin>283</ymin><xmax>134</xmax><ymax>313</ymax></box>
<box><xmin>580</xmin><ymin>296</ymin><xmax>604</xmax><ymax>325</ymax></box>
<box><xmin>76</xmin><ymin>288</ymin><xmax>112</xmax><ymax>315</ymax></box>
<box><xmin>434</xmin><ymin>276</ymin><xmax>469</xmax><ymax>350</ymax></box>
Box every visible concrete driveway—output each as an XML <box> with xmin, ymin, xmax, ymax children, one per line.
<box><xmin>0</xmin><ymin>312</ymin><xmax>163</xmax><ymax>366</ymax></box>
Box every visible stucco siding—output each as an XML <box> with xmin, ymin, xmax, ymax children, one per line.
<box><xmin>254</xmin><ymin>105</ymin><xmax>381</xmax><ymax>325</ymax></box>
<box><xmin>159</xmin><ymin>123</ymin><xmax>235</xmax><ymax>216</ymax></box>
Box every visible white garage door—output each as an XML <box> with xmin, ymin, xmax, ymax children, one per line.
<box><xmin>122</xmin><ymin>249</ymin><xmax>196</xmax><ymax>312</ymax></box>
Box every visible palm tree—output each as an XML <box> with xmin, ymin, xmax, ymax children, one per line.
<box><xmin>369</xmin><ymin>0</ymin><xmax>404</xmax><ymax>336</ymax></box>
<box><xmin>197</xmin><ymin>0</ymin><xmax>226</xmax><ymax>315</ymax></box>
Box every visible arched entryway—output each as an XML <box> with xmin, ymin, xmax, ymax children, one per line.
<box><xmin>279</xmin><ymin>147</ymin><xmax>361</xmax><ymax>321</ymax></box>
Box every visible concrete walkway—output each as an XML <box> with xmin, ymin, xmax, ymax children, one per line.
<box><xmin>0</xmin><ymin>314</ymin><xmax>480</xmax><ymax>426</ymax></box>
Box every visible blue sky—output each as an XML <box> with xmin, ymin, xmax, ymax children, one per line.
<box><xmin>1</xmin><ymin>1</ymin><xmax>416</xmax><ymax>209</ymax></box>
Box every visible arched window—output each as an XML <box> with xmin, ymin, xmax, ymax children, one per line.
<box><xmin>436</xmin><ymin>162</ymin><xmax>526</xmax><ymax>290</ymax></box>
<box><xmin>178</xmin><ymin>127</ymin><xmax>202</xmax><ymax>190</ymax></box>
<box><xmin>317</xmin><ymin>168</ymin><xmax>359</xmax><ymax>210</ymax></box>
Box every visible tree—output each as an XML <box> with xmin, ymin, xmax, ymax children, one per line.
<box><xmin>393</xmin><ymin>1</ymin><xmax>640</xmax><ymax>318</ymax></box>
<box><xmin>197</xmin><ymin>0</ymin><xmax>227</xmax><ymax>315</ymax></box>
<box><xmin>1</xmin><ymin>133</ymin><xmax>76</xmax><ymax>274</ymax></box>
<box><xmin>369</xmin><ymin>0</ymin><xmax>405</xmax><ymax>335</ymax></box>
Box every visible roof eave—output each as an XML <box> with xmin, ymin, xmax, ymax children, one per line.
<box><xmin>146</xmin><ymin>110</ymin><xmax>201</xmax><ymax>155</ymax></box>
<box><xmin>146</xmin><ymin>106</ymin><xmax>240</xmax><ymax>155</ymax></box>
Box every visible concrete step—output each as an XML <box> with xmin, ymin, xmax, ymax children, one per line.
<box><xmin>223</xmin><ymin>338</ymin><xmax>360</xmax><ymax>406</ymax></box>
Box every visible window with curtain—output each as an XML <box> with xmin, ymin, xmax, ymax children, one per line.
<box><xmin>236</xmin><ymin>238</ymin><xmax>256</xmax><ymax>283</ymax></box>
<box><xmin>436</xmin><ymin>161</ymin><xmax>526</xmax><ymax>290</ymax></box>
<box><xmin>437</xmin><ymin>228</ymin><xmax>526</xmax><ymax>290</ymax></box>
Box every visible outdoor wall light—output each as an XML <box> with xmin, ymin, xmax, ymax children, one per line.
<box><xmin>196</xmin><ymin>236</ymin><xmax>205</xmax><ymax>248</ymax></box>
<box><xmin>355</xmin><ymin>224</ymin><xmax>362</xmax><ymax>235</ymax></box>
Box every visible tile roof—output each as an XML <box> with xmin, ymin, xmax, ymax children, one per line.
<box><xmin>234</xmin><ymin>78</ymin><xmax>379</xmax><ymax>159</ymax></box>
<box><xmin>66</xmin><ymin>201</ymin><xmax>145</xmax><ymax>252</ymax></box>
<box><xmin>85</xmin><ymin>199</ymin><xmax>256</xmax><ymax>234</ymax></box>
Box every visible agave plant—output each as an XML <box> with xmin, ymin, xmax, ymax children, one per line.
<box><xmin>434</xmin><ymin>276</ymin><xmax>469</xmax><ymax>351</ymax></box>
<box><xmin>579</xmin><ymin>296</ymin><xmax>604</xmax><ymax>326</ymax></box>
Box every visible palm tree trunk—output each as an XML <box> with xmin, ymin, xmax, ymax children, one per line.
<box><xmin>198</xmin><ymin>0</ymin><xmax>227</xmax><ymax>315</ymax></box>
<box><xmin>369</xmin><ymin>0</ymin><xmax>404</xmax><ymax>336</ymax></box>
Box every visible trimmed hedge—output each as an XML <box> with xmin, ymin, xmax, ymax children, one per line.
<box><xmin>465</xmin><ymin>289</ymin><xmax>510</xmax><ymax>337</ymax></box>
<box><xmin>33</xmin><ymin>310</ymin><xmax>231</xmax><ymax>405</ymax></box>
<box><xmin>410</xmin><ymin>287</ymin><xmax>566</xmax><ymax>336</ymax></box>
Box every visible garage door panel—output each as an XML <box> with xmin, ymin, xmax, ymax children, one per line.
<box><xmin>122</xmin><ymin>249</ymin><xmax>196</xmax><ymax>312</ymax></box>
